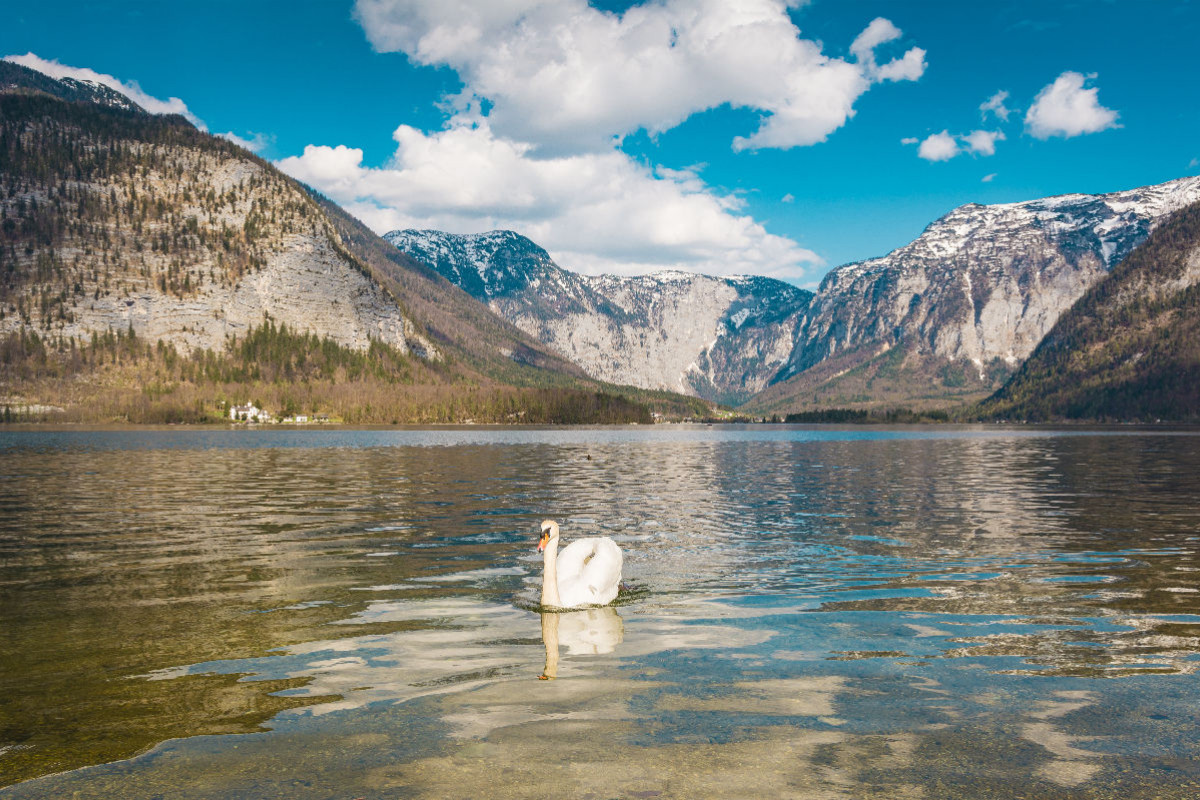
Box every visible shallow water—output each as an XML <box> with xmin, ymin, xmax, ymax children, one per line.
<box><xmin>2</xmin><ymin>425</ymin><xmax>1200</xmax><ymax>798</ymax></box>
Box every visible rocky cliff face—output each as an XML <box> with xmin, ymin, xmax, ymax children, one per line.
<box><xmin>748</xmin><ymin>175</ymin><xmax>1200</xmax><ymax>412</ymax></box>
<box><xmin>384</xmin><ymin>229</ymin><xmax>811</xmax><ymax>404</ymax></box>
<box><xmin>0</xmin><ymin>69</ymin><xmax>435</xmax><ymax>360</ymax></box>
<box><xmin>980</xmin><ymin>199</ymin><xmax>1200</xmax><ymax>421</ymax></box>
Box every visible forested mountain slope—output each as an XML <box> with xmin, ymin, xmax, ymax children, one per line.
<box><xmin>0</xmin><ymin>62</ymin><xmax>703</xmax><ymax>423</ymax></box>
<box><xmin>979</xmin><ymin>201</ymin><xmax>1200</xmax><ymax>421</ymax></box>
<box><xmin>746</xmin><ymin>176</ymin><xmax>1200</xmax><ymax>414</ymax></box>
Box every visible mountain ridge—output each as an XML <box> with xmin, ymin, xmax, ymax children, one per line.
<box><xmin>1</xmin><ymin>61</ymin><xmax>712</xmax><ymax>423</ymax></box>
<box><xmin>384</xmin><ymin>227</ymin><xmax>813</xmax><ymax>405</ymax></box>
<box><xmin>0</xmin><ymin>60</ymin><xmax>146</xmax><ymax>114</ymax></box>
<box><xmin>386</xmin><ymin>175</ymin><xmax>1200</xmax><ymax>413</ymax></box>
<box><xmin>978</xmin><ymin>198</ymin><xmax>1200</xmax><ymax>421</ymax></box>
<box><xmin>746</xmin><ymin>174</ymin><xmax>1200</xmax><ymax>413</ymax></box>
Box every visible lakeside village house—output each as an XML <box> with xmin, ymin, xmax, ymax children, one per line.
<box><xmin>228</xmin><ymin>403</ymin><xmax>317</xmax><ymax>424</ymax></box>
<box><xmin>230</xmin><ymin>403</ymin><xmax>268</xmax><ymax>422</ymax></box>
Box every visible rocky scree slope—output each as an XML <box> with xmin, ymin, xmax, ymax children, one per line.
<box><xmin>384</xmin><ymin>229</ymin><xmax>812</xmax><ymax>405</ymax></box>
<box><xmin>747</xmin><ymin>175</ymin><xmax>1200</xmax><ymax>413</ymax></box>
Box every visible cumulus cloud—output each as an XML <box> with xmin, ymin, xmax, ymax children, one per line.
<box><xmin>875</xmin><ymin>46</ymin><xmax>927</xmax><ymax>82</ymax></box>
<box><xmin>850</xmin><ymin>19</ymin><xmax>925</xmax><ymax>83</ymax></box>
<box><xmin>912</xmin><ymin>129</ymin><xmax>1003</xmax><ymax>161</ymax></box>
<box><xmin>352</xmin><ymin>0</ymin><xmax>925</xmax><ymax>153</ymax></box>
<box><xmin>980</xmin><ymin>90</ymin><xmax>1012</xmax><ymax>122</ymax></box>
<box><xmin>849</xmin><ymin>17</ymin><xmax>902</xmax><ymax>61</ymax></box>
<box><xmin>3</xmin><ymin>52</ymin><xmax>205</xmax><ymax>129</ymax></box>
<box><xmin>917</xmin><ymin>130</ymin><xmax>959</xmax><ymax>161</ymax></box>
<box><xmin>217</xmin><ymin>131</ymin><xmax>270</xmax><ymax>153</ymax></box>
<box><xmin>276</xmin><ymin>121</ymin><xmax>823</xmax><ymax>281</ymax></box>
<box><xmin>963</xmin><ymin>129</ymin><xmax>1005</xmax><ymax>156</ymax></box>
<box><xmin>1025</xmin><ymin>71</ymin><xmax>1118</xmax><ymax>139</ymax></box>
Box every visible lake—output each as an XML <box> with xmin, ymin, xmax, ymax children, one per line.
<box><xmin>2</xmin><ymin>425</ymin><xmax>1200</xmax><ymax>798</ymax></box>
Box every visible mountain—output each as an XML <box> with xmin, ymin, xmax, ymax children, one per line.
<box><xmin>746</xmin><ymin>175</ymin><xmax>1200</xmax><ymax>414</ymax></box>
<box><xmin>1</xmin><ymin>63</ymin><xmax>431</xmax><ymax>361</ymax></box>
<box><xmin>389</xmin><ymin>177</ymin><xmax>1200</xmax><ymax>413</ymax></box>
<box><xmin>384</xmin><ymin>229</ymin><xmax>813</xmax><ymax>405</ymax></box>
<box><xmin>978</xmin><ymin>200</ymin><xmax>1200</xmax><ymax>421</ymax></box>
<box><xmin>1</xmin><ymin>61</ymin><xmax>703</xmax><ymax>424</ymax></box>
<box><xmin>0</xmin><ymin>60</ymin><xmax>143</xmax><ymax>113</ymax></box>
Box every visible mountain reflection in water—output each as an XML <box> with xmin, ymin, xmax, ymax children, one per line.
<box><xmin>2</xmin><ymin>426</ymin><xmax>1200</xmax><ymax>798</ymax></box>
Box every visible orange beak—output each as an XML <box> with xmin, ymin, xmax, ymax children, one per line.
<box><xmin>537</xmin><ymin>531</ymin><xmax>549</xmax><ymax>552</ymax></box>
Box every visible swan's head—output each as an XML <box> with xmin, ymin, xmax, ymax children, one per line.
<box><xmin>537</xmin><ymin>520</ymin><xmax>559</xmax><ymax>552</ymax></box>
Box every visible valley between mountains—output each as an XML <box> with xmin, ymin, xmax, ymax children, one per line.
<box><xmin>3</xmin><ymin>59</ymin><xmax>1199</xmax><ymax>423</ymax></box>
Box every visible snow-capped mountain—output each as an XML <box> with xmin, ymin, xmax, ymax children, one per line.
<box><xmin>383</xmin><ymin>229</ymin><xmax>562</xmax><ymax>302</ymax></box>
<box><xmin>981</xmin><ymin>199</ymin><xmax>1200</xmax><ymax>421</ymax></box>
<box><xmin>385</xmin><ymin>229</ymin><xmax>812</xmax><ymax>404</ymax></box>
<box><xmin>0</xmin><ymin>61</ymin><xmax>144</xmax><ymax>114</ymax></box>
<box><xmin>747</xmin><ymin>175</ymin><xmax>1200</xmax><ymax>412</ymax></box>
<box><xmin>390</xmin><ymin>176</ymin><xmax>1200</xmax><ymax>412</ymax></box>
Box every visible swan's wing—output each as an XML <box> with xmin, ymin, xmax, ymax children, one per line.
<box><xmin>555</xmin><ymin>539</ymin><xmax>594</xmax><ymax>583</ymax></box>
<box><xmin>564</xmin><ymin>542</ymin><xmax>619</xmax><ymax>604</ymax></box>
<box><xmin>556</xmin><ymin>537</ymin><xmax>624</xmax><ymax>607</ymax></box>
<box><xmin>582</xmin><ymin>538</ymin><xmax>623</xmax><ymax>604</ymax></box>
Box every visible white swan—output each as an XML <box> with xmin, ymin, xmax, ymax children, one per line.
<box><xmin>537</xmin><ymin>520</ymin><xmax>623</xmax><ymax>608</ymax></box>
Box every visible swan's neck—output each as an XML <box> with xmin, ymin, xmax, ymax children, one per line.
<box><xmin>540</xmin><ymin>612</ymin><xmax>560</xmax><ymax>679</ymax></box>
<box><xmin>541</xmin><ymin>538</ymin><xmax>561</xmax><ymax>608</ymax></box>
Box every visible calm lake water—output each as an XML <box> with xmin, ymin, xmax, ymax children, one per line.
<box><xmin>2</xmin><ymin>425</ymin><xmax>1200</xmax><ymax>798</ymax></box>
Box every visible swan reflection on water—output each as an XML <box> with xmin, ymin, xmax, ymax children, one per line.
<box><xmin>539</xmin><ymin>606</ymin><xmax>624</xmax><ymax>680</ymax></box>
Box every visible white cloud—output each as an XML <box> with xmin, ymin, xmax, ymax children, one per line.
<box><xmin>217</xmin><ymin>131</ymin><xmax>270</xmax><ymax>153</ymax></box>
<box><xmin>875</xmin><ymin>46</ymin><xmax>927</xmax><ymax>83</ymax></box>
<box><xmin>917</xmin><ymin>130</ymin><xmax>959</xmax><ymax>162</ymax></box>
<box><xmin>900</xmin><ymin>137</ymin><xmax>919</xmax><ymax>145</ymax></box>
<box><xmin>1191</xmin><ymin>157</ymin><xmax>1200</xmax><ymax>169</ymax></box>
<box><xmin>1025</xmin><ymin>71</ymin><xmax>1118</xmax><ymax>139</ymax></box>
<box><xmin>277</xmin><ymin>121</ymin><xmax>823</xmax><ymax>281</ymax></box>
<box><xmin>981</xmin><ymin>172</ymin><xmax>997</xmax><ymax>183</ymax></box>
<box><xmin>781</xmin><ymin>193</ymin><xmax>795</xmax><ymax>203</ymax></box>
<box><xmin>352</xmin><ymin>0</ymin><xmax>925</xmax><ymax>153</ymax></box>
<box><xmin>3</xmin><ymin>52</ymin><xmax>205</xmax><ymax>129</ymax></box>
<box><xmin>849</xmin><ymin>17</ymin><xmax>901</xmax><ymax>63</ymax></box>
<box><xmin>980</xmin><ymin>90</ymin><xmax>1011</xmax><ymax>122</ymax></box>
<box><xmin>849</xmin><ymin>19</ymin><xmax>926</xmax><ymax>84</ymax></box>
<box><xmin>911</xmin><ymin>129</ymin><xmax>1003</xmax><ymax>161</ymax></box>
<box><xmin>963</xmin><ymin>129</ymin><xmax>1005</xmax><ymax>156</ymax></box>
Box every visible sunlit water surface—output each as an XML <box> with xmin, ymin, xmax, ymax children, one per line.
<box><xmin>2</xmin><ymin>425</ymin><xmax>1200</xmax><ymax>798</ymax></box>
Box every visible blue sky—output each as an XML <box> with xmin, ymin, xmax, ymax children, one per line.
<box><xmin>4</xmin><ymin>0</ymin><xmax>1198</xmax><ymax>287</ymax></box>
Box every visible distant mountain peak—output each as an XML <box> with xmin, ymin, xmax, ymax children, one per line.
<box><xmin>386</xmin><ymin>227</ymin><xmax>812</xmax><ymax>404</ymax></box>
<box><xmin>751</xmin><ymin>173</ymin><xmax>1200</xmax><ymax>414</ymax></box>
<box><xmin>0</xmin><ymin>60</ymin><xmax>145</xmax><ymax>114</ymax></box>
<box><xmin>383</xmin><ymin>228</ymin><xmax>558</xmax><ymax>300</ymax></box>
